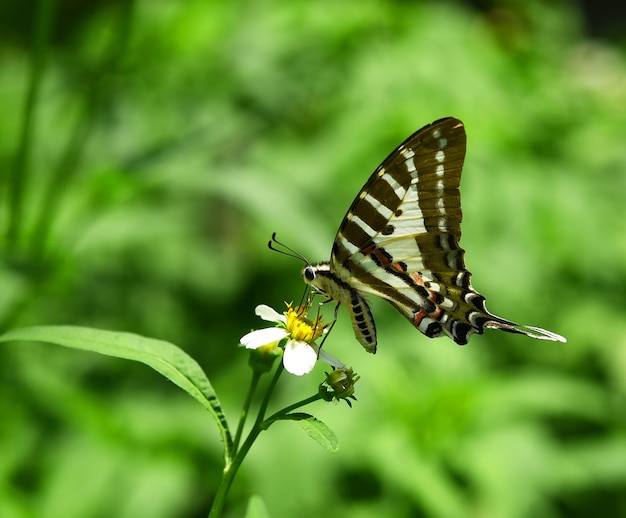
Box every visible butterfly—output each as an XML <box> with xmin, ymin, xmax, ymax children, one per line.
<box><xmin>297</xmin><ymin>117</ymin><xmax>565</xmax><ymax>352</ymax></box>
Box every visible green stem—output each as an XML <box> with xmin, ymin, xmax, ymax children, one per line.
<box><xmin>262</xmin><ymin>393</ymin><xmax>323</xmax><ymax>428</ymax></box>
<box><xmin>208</xmin><ymin>416</ymin><xmax>262</xmax><ymax>518</ymax></box>
<box><xmin>209</xmin><ymin>362</ymin><xmax>284</xmax><ymax>518</ymax></box>
<box><xmin>233</xmin><ymin>371</ymin><xmax>262</xmax><ymax>453</ymax></box>
<box><xmin>256</xmin><ymin>362</ymin><xmax>284</xmax><ymax>423</ymax></box>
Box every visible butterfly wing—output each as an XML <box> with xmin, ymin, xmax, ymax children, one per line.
<box><xmin>330</xmin><ymin>117</ymin><xmax>565</xmax><ymax>345</ymax></box>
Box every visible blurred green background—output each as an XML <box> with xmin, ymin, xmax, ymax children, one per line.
<box><xmin>1</xmin><ymin>0</ymin><xmax>625</xmax><ymax>517</ymax></box>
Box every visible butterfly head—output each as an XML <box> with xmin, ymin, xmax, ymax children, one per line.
<box><xmin>302</xmin><ymin>265</ymin><xmax>316</xmax><ymax>283</ymax></box>
<box><xmin>301</xmin><ymin>263</ymin><xmax>332</xmax><ymax>298</ymax></box>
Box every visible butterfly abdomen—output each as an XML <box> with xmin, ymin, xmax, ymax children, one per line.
<box><xmin>302</xmin><ymin>263</ymin><xmax>378</xmax><ymax>353</ymax></box>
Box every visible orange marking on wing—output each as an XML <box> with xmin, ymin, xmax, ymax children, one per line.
<box><xmin>413</xmin><ymin>311</ymin><xmax>426</xmax><ymax>326</ymax></box>
<box><xmin>410</xmin><ymin>272</ymin><xmax>424</xmax><ymax>286</ymax></box>
<box><xmin>361</xmin><ymin>243</ymin><xmax>375</xmax><ymax>255</ymax></box>
<box><xmin>391</xmin><ymin>262</ymin><xmax>405</xmax><ymax>273</ymax></box>
<box><xmin>373</xmin><ymin>249</ymin><xmax>391</xmax><ymax>267</ymax></box>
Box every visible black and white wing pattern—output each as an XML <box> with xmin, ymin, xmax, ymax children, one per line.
<box><xmin>302</xmin><ymin>117</ymin><xmax>565</xmax><ymax>352</ymax></box>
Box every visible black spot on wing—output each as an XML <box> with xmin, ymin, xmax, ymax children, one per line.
<box><xmin>422</xmin><ymin>300</ymin><xmax>436</xmax><ymax>314</ymax></box>
<box><xmin>382</xmin><ymin>224</ymin><xmax>395</xmax><ymax>236</ymax></box>
<box><xmin>451</xmin><ymin>321</ymin><xmax>473</xmax><ymax>345</ymax></box>
<box><xmin>425</xmin><ymin>322</ymin><xmax>442</xmax><ymax>337</ymax></box>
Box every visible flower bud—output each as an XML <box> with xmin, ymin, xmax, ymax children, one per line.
<box><xmin>321</xmin><ymin>367</ymin><xmax>360</xmax><ymax>406</ymax></box>
<box><xmin>248</xmin><ymin>340</ymin><xmax>282</xmax><ymax>373</ymax></box>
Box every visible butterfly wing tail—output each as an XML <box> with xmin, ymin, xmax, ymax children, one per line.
<box><xmin>388</xmin><ymin>296</ymin><xmax>566</xmax><ymax>345</ymax></box>
<box><xmin>485</xmin><ymin>320</ymin><xmax>567</xmax><ymax>342</ymax></box>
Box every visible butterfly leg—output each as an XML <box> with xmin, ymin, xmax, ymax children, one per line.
<box><xmin>314</xmin><ymin>301</ymin><xmax>341</xmax><ymax>358</ymax></box>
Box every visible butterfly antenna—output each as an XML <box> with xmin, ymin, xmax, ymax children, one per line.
<box><xmin>268</xmin><ymin>232</ymin><xmax>310</xmax><ymax>265</ymax></box>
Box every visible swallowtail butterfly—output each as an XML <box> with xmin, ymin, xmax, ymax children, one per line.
<box><xmin>300</xmin><ymin>117</ymin><xmax>565</xmax><ymax>352</ymax></box>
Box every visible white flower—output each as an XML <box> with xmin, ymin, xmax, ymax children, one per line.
<box><xmin>240</xmin><ymin>304</ymin><xmax>344</xmax><ymax>376</ymax></box>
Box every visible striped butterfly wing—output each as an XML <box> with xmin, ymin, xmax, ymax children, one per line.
<box><xmin>330</xmin><ymin>117</ymin><xmax>565</xmax><ymax>346</ymax></box>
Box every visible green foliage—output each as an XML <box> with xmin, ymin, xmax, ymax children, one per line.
<box><xmin>279</xmin><ymin>412</ymin><xmax>339</xmax><ymax>454</ymax></box>
<box><xmin>1</xmin><ymin>0</ymin><xmax>626</xmax><ymax>517</ymax></box>
<box><xmin>0</xmin><ymin>325</ymin><xmax>232</xmax><ymax>459</ymax></box>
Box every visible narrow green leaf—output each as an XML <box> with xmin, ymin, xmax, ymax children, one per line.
<box><xmin>280</xmin><ymin>412</ymin><xmax>338</xmax><ymax>453</ymax></box>
<box><xmin>0</xmin><ymin>325</ymin><xmax>233</xmax><ymax>458</ymax></box>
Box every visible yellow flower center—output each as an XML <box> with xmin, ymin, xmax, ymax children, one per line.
<box><xmin>285</xmin><ymin>303</ymin><xmax>324</xmax><ymax>343</ymax></box>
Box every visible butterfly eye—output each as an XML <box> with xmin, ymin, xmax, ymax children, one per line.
<box><xmin>303</xmin><ymin>266</ymin><xmax>316</xmax><ymax>282</ymax></box>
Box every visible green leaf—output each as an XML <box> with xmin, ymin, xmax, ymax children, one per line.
<box><xmin>244</xmin><ymin>495</ymin><xmax>271</xmax><ymax>518</ymax></box>
<box><xmin>0</xmin><ymin>325</ymin><xmax>233</xmax><ymax>458</ymax></box>
<box><xmin>280</xmin><ymin>412</ymin><xmax>338</xmax><ymax>453</ymax></box>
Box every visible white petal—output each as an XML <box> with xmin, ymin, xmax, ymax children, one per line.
<box><xmin>316</xmin><ymin>347</ymin><xmax>345</xmax><ymax>369</ymax></box>
<box><xmin>255</xmin><ymin>304</ymin><xmax>286</xmax><ymax>324</ymax></box>
<box><xmin>282</xmin><ymin>340</ymin><xmax>317</xmax><ymax>376</ymax></box>
<box><xmin>240</xmin><ymin>327</ymin><xmax>288</xmax><ymax>349</ymax></box>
